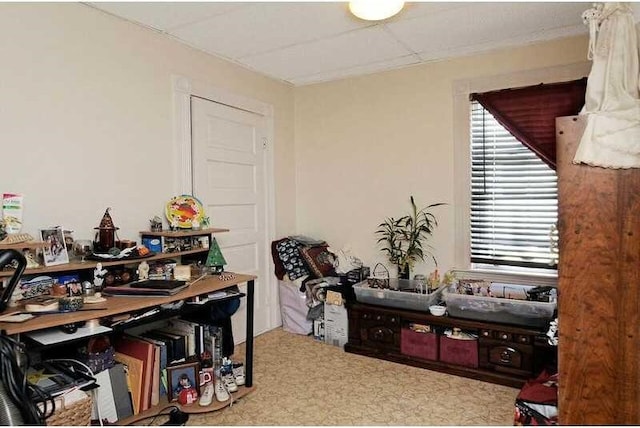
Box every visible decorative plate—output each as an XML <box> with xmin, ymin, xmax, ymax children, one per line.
<box><xmin>165</xmin><ymin>195</ymin><xmax>206</xmax><ymax>229</ymax></box>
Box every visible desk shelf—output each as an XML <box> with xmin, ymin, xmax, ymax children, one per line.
<box><xmin>0</xmin><ymin>273</ymin><xmax>255</xmax><ymax>335</ymax></box>
<box><xmin>119</xmin><ymin>384</ymin><xmax>256</xmax><ymax>424</ymax></box>
<box><xmin>0</xmin><ymin>248</ymin><xmax>209</xmax><ymax>278</ymax></box>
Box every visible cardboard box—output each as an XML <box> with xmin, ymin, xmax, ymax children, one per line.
<box><xmin>324</xmin><ymin>301</ymin><xmax>348</xmax><ymax>348</ymax></box>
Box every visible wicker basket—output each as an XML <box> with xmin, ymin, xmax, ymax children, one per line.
<box><xmin>46</xmin><ymin>394</ymin><xmax>92</xmax><ymax>426</ymax></box>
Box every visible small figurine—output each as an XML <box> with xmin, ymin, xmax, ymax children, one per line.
<box><xmin>170</xmin><ymin>218</ymin><xmax>179</xmax><ymax>231</ymax></box>
<box><xmin>94</xmin><ymin>208</ymin><xmax>119</xmax><ymax>253</ymax></box>
<box><xmin>138</xmin><ymin>261</ymin><xmax>150</xmax><ymax>281</ymax></box>
<box><xmin>93</xmin><ymin>262</ymin><xmax>108</xmax><ymax>290</ymax></box>
<box><xmin>23</xmin><ymin>250</ymin><xmax>40</xmax><ymax>269</ymax></box>
<box><xmin>149</xmin><ymin>216</ymin><xmax>163</xmax><ymax>232</ymax></box>
<box><xmin>201</xmin><ymin>216</ymin><xmax>210</xmax><ymax>228</ymax></box>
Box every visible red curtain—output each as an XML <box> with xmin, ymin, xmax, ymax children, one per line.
<box><xmin>471</xmin><ymin>78</ymin><xmax>587</xmax><ymax>170</ymax></box>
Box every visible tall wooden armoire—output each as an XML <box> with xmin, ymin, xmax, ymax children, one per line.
<box><xmin>556</xmin><ymin>115</ymin><xmax>640</xmax><ymax>424</ymax></box>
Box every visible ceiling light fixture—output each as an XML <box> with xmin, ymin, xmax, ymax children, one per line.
<box><xmin>349</xmin><ymin>0</ymin><xmax>405</xmax><ymax>21</ymax></box>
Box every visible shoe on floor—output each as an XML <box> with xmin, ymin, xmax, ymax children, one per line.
<box><xmin>232</xmin><ymin>364</ymin><xmax>245</xmax><ymax>386</ymax></box>
<box><xmin>199</xmin><ymin>383</ymin><xmax>214</xmax><ymax>406</ymax></box>
<box><xmin>222</xmin><ymin>374</ymin><xmax>238</xmax><ymax>392</ymax></box>
<box><xmin>214</xmin><ymin>379</ymin><xmax>230</xmax><ymax>402</ymax></box>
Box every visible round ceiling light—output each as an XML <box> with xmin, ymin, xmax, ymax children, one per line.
<box><xmin>349</xmin><ymin>0</ymin><xmax>405</xmax><ymax>21</ymax></box>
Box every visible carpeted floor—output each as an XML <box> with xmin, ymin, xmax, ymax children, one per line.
<box><xmin>180</xmin><ymin>328</ymin><xmax>519</xmax><ymax>426</ymax></box>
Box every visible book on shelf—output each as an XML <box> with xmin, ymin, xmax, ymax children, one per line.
<box><xmin>114</xmin><ymin>352</ymin><xmax>144</xmax><ymax>415</ymax></box>
<box><xmin>132</xmin><ymin>333</ymin><xmax>169</xmax><ymax>398</ymax></box>
<box><xmin>156</xmin><ymin>326</ymin><xmax>190</xmax><ymax>360</ymax></box>
<box><xmin>110</xmin><ymin>363</ymin><xmax>134</xmax><ymax>421</ymax></box>
<box><xmin>166</xmin><ymin>318</ymin><xmax>200</xmax><ymax>357</ymax></box>
<box><xmin>92</xmin><ymin>367</ymin><xmax>118</xmax><ymax>423</ymax></box>
<box><xmin>114</xmin><ymin>337</ymin><xmax>155</xmax><ymax>412</ymax></box>
<box><xmin>145</xmin><ymin>329</ymin><xmax>186</xmax><ymax>364</ymax></box>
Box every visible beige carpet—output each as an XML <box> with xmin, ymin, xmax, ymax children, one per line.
<box><xmin>180</xmin><ymin>328</ymin><xmax>518</xmax><ymax>426</ymax></box>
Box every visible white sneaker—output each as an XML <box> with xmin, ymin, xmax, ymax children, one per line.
<box><xmin>222</xmin><ymin>374</ymin><xmax>238</xmax><ymax>392</ymax></box>
<box><xmin>214</xmin><ymin>379</ymin><xmax>230</xmax><ymax>402</ymax></box>
<box><xmin>232</xmin><ymin>365</ymin><xmax>245</xmax><ymax>386</ymax></box>
<box><xmin>199</xmin><ymin>383</ymin><xmax>214</xmax><ymax>406</ymax></box>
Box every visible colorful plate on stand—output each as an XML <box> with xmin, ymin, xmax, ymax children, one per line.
<box><xmin>165</xmin><ymin>195</ymin><xmax>206</xmax><ymax>229</ymax></box>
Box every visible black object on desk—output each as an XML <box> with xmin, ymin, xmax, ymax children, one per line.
<box><xmin>103</xmin><ymin>281</ymin><xmax>188</xmax><ymax>296</ymax></box>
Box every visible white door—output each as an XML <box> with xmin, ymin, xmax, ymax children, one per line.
<box><xmin>191</xmin><ymin>96</ymin><xmax>273</xmax><ymax>343</ymax></box>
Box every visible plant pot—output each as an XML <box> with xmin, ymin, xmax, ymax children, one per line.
<box><xmin>398</xmin><ymin>264</ymin><xmax>410</xmax><ymax>280</ymax></box>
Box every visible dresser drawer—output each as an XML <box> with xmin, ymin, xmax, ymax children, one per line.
<box><xmin>361</xmin><ymin>311</ymin><xmax>400</xmax><ymax>325</ymax></box>
<box><xmin>479</xmin><ymin>338</ymin><xmax>533</xmax><ymax>375</ymax></box>
<box><xmin>358</xmin><ymin>310</ymin><xmax>400</xmax><ymax>350</ymax></box>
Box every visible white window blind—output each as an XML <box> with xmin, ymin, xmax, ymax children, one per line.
<box><xmin>470</xmin><ymin>100</ymin><xmax>558</xmax><ymax>270</ymax></box>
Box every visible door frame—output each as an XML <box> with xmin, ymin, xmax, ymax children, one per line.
<box><xmin>172</xmin><ymin>75</ymin><xmax>279</xmax><ymax>330</ymax></box>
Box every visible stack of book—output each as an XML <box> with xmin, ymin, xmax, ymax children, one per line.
<box><xmin>96</xmin><ymin>316</ymin><xmax>226</xmax><ymax>417</ymax></box>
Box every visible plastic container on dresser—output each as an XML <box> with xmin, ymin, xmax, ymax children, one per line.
<box><xmin>353</xmin><ymin>279</ymin><xmax>444</xmax><ymax>312</ymax></box>
<box><xmin>442</xmin><ymin>287</ymin><xmax>556</xmax><ymax>328</ymax></box>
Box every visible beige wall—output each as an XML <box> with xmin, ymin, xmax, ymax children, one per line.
<box><xmin>0</xmin><ymin>3</ymin><xmax>592</xmax><ymax>279</ymax></box>
<box><xmin>0</xmin><ymin>3</ymin><xmax>296</xmax><ymax>242</ymax></box>
<box><xmin>294</xmin><ymin>36</ymin><xmax>589</xmax><ymax>277</ymax></box>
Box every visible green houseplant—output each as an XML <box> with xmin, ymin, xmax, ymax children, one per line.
<box><xmin>375</xmin><ymin>196</ymin><xmax>444</xmax><ymax>279</ymax></box>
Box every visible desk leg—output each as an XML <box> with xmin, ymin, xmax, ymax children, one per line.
<box><xmin>245</xmin><ymin>279</ymin><xmax>254</xmax><ymax>387</ymax></box>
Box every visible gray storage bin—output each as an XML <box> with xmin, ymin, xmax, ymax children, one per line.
<box><xmin>353</xmin><ymin>279</ymin><xmax>444</xmax><ymax>312</ymax></box>
<box><xmin>442</xmin><ymin>286</ymin><xmax>555</xmax><ymax>327</ymax></box>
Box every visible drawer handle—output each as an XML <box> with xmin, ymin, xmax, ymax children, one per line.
<box><xmin>373</xmin><ymin>328</ymin><xmax>384</xmax><ymax>340</ymax></box>
<box><xmin>375</xmin><ymin>315</ymin><xmax>382</xmax><ymax>321</ymax></box>
<box><xmin>500</xmin><ymin>334</ymin><xmax>509</xmax><ymax>340</ymax></box>
<box><xmin>500</xmin><ymin>349</ymin><xmax>515</xmax><ymax>363</ymax></box>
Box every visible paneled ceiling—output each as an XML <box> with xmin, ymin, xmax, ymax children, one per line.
<box><xmin>89</xmin><ymin>2</ymin><xmax>600</xmax><ymax>86</ymax></box>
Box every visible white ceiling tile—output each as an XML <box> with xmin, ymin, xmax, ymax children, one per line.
<box><xmin>290</xmin><ymin>54</ymin><xmax>421</xmax><ymax>86</ymax></box>
<box><xmin>91</xmin><ymin>2</ymin><xmax>247</xmax><ymax>31</ymax></box>
<box><xmin>170</xmin><ymin>2</ymin><xmax>369</xmax><ymax>59</ymax></box>
<box><xmin>88</xmin><ymin>2</ymin><xmax>599</xmax><ymax>86</ymax></box>
<box><xmin>386</xmin><ymin>2</ymin><xmax>589</xmax><ymax>56</ymax></box>
<box><xmin>397</xmin><ymin>2</ymin><xmax>475</xmax><ymax>21</ymax></box>
<box><xmin>239</xmin><ymin>26</ymin><xmax>413</xmax><ymax>81</ymax></box>
<box><xmin>416</xmin><ymin>24</ymin><xmax>587</xmax><ymax>63</ymax></box>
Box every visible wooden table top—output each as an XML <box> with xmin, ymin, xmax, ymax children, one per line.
<box><xmin>0</xmin><ymin>272</ymin><xmax>256</xmax><ymax>335</ymax></box>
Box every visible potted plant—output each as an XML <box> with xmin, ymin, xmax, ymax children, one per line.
<box><xmin>375</xmin><ymin>196</ymin><xmax>444</xmax><ymax>279</ymax></box>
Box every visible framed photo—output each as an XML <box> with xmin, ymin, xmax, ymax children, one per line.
<box><xmin>167</xmin><ymin>361</ymin><xmax>200</xmax><ymax>403</ymax></box>
<box><xmin>40</xmin><ymin>227</ymin><xmax>69</xmax><ymax>266</ymax></box>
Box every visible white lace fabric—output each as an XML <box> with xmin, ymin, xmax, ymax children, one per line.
<box><xmin>574</xmin><ymin>2</ymin><xmax>640</xmax><ymax>169</ymax></box>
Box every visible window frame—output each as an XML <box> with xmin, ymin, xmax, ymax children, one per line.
<box><xmin>452</xmin><ymin>62</ymin><xmax>590</xmax><ymax>282</ymax></box>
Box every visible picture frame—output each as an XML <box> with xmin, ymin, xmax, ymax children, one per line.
<box><xmin>40</xmin><ymin>227</ymin><xmax>69</xmax><ymax>266</ymax></box>
<box><xmin>167</xmin><ymin>361</ymin><xmax>200</xmax><ymax>402</ymax></box>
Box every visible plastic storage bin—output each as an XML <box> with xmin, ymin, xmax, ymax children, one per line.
<box><xmin>353</xmin><ymin>279</ymin><xmax>444</xmax><ymax>312</ymax></box>
<box><xmin>442</xmin><ymin>286</ymin><xmax>556</xmax><ymax>328</ymax></box>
